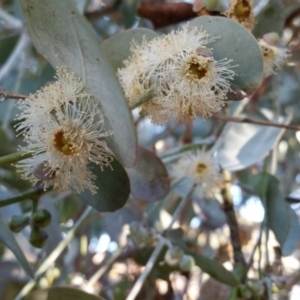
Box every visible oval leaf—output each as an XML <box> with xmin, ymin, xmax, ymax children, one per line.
<box><xmin>252</xmin><ymin>173</ymin><xmax>290</xmax><ymax>247</ymax></box>
<box><xmin>173</xmin><ymin>241</ymin><xmax>238</xmax><ymax>286</ymax></box>
<box><xmin>252</xmin><ymin>0</ymin><xmax>285</xmax><ymax>38</ymax></box>
<box><xmin>126</xmin><ymin>147</ymin><xmax>170</xmax><ymax>202</ymax></box>
<box><xmin>218</xmin><ymin>110</ymin><xmax>291</xmax><ymax>171</ymax></box>
<box><xmin>25</xmin><ymin>286</ymin><xmax>105</xmax><ymax>300</ymax></box>
<box><xmin>189</xmin><ymin>16</ymin><xmax>263</xmax><ymax>91</ymax></box>
<box><xmin>281</xmin><ymin>206</ymin><xmax>300</xmax><ymax>256</ymax></box>
<box><xmin>100</xmin><ymin>28</ymin><xmax>158</xmax><ymax>72</ymax></box>
<box><xmin>79</xmin><ymin>159</ymin><xmax>130</xmax><ymax>212</ymax></box>
<box><xmin>19</xmin><ymin>0</ymin><xmax>137</xmax><ymax>167</ymax></box>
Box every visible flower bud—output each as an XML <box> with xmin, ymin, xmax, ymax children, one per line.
<box><xmin>8</xmin><ymin>215</ymin><xmax>30</xmax><ymax>233</ymax></box>
<box><xmin>179</xmin><ymin>254</ymin><xmax>195</xmax><ymax>272</ymax></box>
<box><xmin>263</xmin><ymin>32</ymin><xmax>280</xmax><ymax>47</ymax></box>
<box><xmin>32</xmin><ymin>162</ymin><xmax>56</xmax><ymax>181</ymax></box>
<box><xmin>32</xmin><ymin>209</ymin><xmax>52</xmax><ymax>228</ymax></box>
<box><xmin>129</xmin><ymin>222</ymin><xmax>157</xmax><ymax>246</ymax></box>
<box><xmin>204</xmin><ymin>0</ymin><xmax>229</xmax><ymax>12</ymax></box>
<box><xmin>226</xmin><ymin>85</ymin><xmax>246</xmax><ymax>101</ymax></box>
<box><xmin>129</xmin><ymin>222</ymin><xmax>141</xmax><ymax>236</ymax></box>
<box><xmin>196</xmin><ymin>47</ymin><xmax>213</xmax><ymax>58</ymax></box>
<box><xmin>29</xmin><ymin>226</ymin><xmax>48</xmax><ymax>248</ymax></box>
<box><xmin>164</xmin><ymin>246</ymin><xmax>184</xmax><ymax>266</ymax></box>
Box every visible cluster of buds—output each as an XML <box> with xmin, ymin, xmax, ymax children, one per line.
<box><xmin>237</xmin><ymin>281</ymin><xmax>265</xmax><ymax>299</ymax></box>
<box><xmin>8</xmin><ymin>208</ymin><xmax>52</xmax><ymax>248</ymax></box>
<box><xmin>129</xmin><ymin>222</ymin><xmax>157</xmax><ymax>246</ymax></box>
<box><xmin>164</xmin><ymin>246</ymin><xmax>195</xmax><ymax>272</ymax></box>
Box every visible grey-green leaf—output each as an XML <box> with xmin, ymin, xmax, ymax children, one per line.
<box><xmin>189</xmin><ymin>16</ymin><xmax>263</xmax><ymax>92</ymax></box>
<box><xmin>79</xmin><ymin>159</ymin><xmax>130</xmax><ymax>212</ymax></box>
<box><xmin>19</xmin><ymin>0</ymin><xmax>137</xmax><ymax>168</ymax></box>
<box><xmin>252</xmin><ymin>173</ymin><xmax>290</xmax><ymax>247</ymax></box>
<box><xmin>252</xmin><ymin>0</ymin><xmax>285</xmax><ymax>38</ymax></box>
<box><xmin>126</xmin><ymin>147</ymin><xmax>170</xmax><ymax>202</ymax></box>
<box><xmin>266</xmin><ymin>175</ymin><xmax>289</xmax><ymax>247</ymax></box>
<box><xmin>25</xmin><ymin>286</ymin><xmax>105</xmax><ymax>300</ymax></box>
<box><xmin>281</xmin><ymin>206</ymin><xmax>300</xmax><ymax>256</ymax></box>
<box><xmin>0</xmin><ymin>214</ymin><xmax>33</xmax><ymax>278</ymax></box>
<box><xmin>218</xmin><ymin>111</ymin><xmax>290</xmax><ymax>171</ymax></box>
<box><xmin>100</xmin><ymin>28</ymin><xmax>158</xmax><ymax>72</ymax></box>
<box><xmin>178</xmin><ymin>243</ymin><xmax>238</xmax><ymax>286</ymax></box>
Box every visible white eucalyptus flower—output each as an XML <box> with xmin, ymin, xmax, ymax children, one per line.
<box><xmin>258</xmin><ymin>38</ymin><xmax>289</xmax><ymax>78</ymax></box>
<box><xmin>118</xmin><ymin>24</ymin><xmax>235</xmax><ymax>124</ymax></box>
<box><xmin>15</xmin><ymin>68</ymin><xmax>114</xmax><ymax>194</ymax></box>
<box><xmin>171</xmin><ymin>150</ymin><xmax>222</xmax><ymax>198</ymax></box>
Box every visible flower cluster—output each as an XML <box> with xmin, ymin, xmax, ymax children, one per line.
<box><xmin>15</xmin><ymin>68</ymin><xmax>114</xmax><ymax>194</ymax></box>
<box><xmin>118</xmin><ymin>24</ymin><xmax>235</xmax><ymax>124</ymax></box>
<box><xmin>171</xmin><ymin>149</ymin><xmax>222</xmax><ymax>198</ymax></box>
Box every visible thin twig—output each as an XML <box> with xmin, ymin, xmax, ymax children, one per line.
<box><xmin>166</xmin><ymin>189</ymin><xmax>193</xmax><ymax>231</ymax></box>
<box><xmin>0</xmin><ymin>151</ymin><xmax>33</xmax><ymax>167</ymax></box>
<box><xmin>212</xmin><ymin>114</ymin><xmax>298</xmax><ymax>131</ymax></box>
<box><xmin>126</xmin><ymin>187</ymin><xmax>194</xmax><ymax>300</ymax></box>
<box><xmin>125</xmin><ymin>237</ymin><xmax>166</xmax><ymax>300</ymax></box>
<box><xmin>0</xmin><ymin>89</ymin><xmax>27</xmax><ymax>102</ymax></box>
<box><xmin>0</xmin><ymin>8</ymin><xmax>23</xmax><ymax>29</ymax></box>
<box><xmin>0</xmin><ymin>186</ymin><xmax>45</xmax><ymax>208</ymax></box>
<box><xmin>221</xmin><ymin>171</ymin><xmax>246</xmax><ymax>274</ymax></box>
<box><xmin>14</xmin><ymin>206</ymin><xmax>93</xmax><ymax>300</ymax></box>
<box><xmin>87</xmin><ymin>246</ymin><xmax>124</xmax><ymax>287</ymax></box>
<box><xmin>129</xmin><ymin>91</ymin><xmax>154</xmax><ymax>110</ymax></box>
<box><xmin>246</xmin><ymin>223</ymin><xmax>263</xmax><ymax>275</ymax></box>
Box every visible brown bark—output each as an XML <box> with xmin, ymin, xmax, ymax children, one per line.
<box><xmin>137</xmin><ymin>1</ymin><xmax>197</xmax><ymax>28</ymax></box>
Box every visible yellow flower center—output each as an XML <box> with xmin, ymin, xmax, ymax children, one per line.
<box><xmin>185</xmin><ymin>55</ymin><xmax>211</xmax><ymax>82</ymax></box>
<box><xmin>262</xmin><ymin>46</ymin><xmax>272</xmax><ymax>57</ymax></box>
<box><xmin>188</xmin><ymin>63</ymin><xmax>207</xmax><ymax>79</ymax></box>
<box><xmin>53</xmin><ymin>130</ymin><xmax>77</xmax><ymax>155</ymax></box>
<box><xmin>196</xmin><ymin>162</ymin><xmax>207</xmax><ymax>174</ymax></box>
<box><xmin>234</xmin><ymin>0</ymin><xmax>251</xmax><ymax>22</ymax></box>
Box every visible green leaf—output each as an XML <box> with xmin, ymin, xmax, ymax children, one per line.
<box><xmin>252</xmin><ymin>173</ymin><xmax>290</xmax><ymax>247</ymax></box>
<box><xmin>0</xmin><ymin>214</ymin><xmax>33</xmax><ymax>278</ymax></box>
<box><xmin>218</xmin><ymin>110</ymin><xmax>291</xmax><ymax>171</ymax></box>
<box><xmin>126</xmin><ymin>147</ymin><xmax>170</xmax><ymax>202</ymax></box>
<box><xmin>252</xmin><ymin>0</ymin><xmax>285</xmax><ymax>38</ymax></box>
<box><xmin>100</xmin><ymin>28</ymin><xmax>158</xmax><ymax>72</ymax></box>
<box><xmin>25</xmin><ymin>286</ymin><xmax>105</xmax><ymax>300</ymax></box>
<box><xmin>189</xmin><ymin>16</ymin><xmax>263</xmax><ymax>92</ymax></box>
<box><xmin>185</xmin><ymin>246</ymin><xmax>238</xmax><ymax>286</ymax></box>
<box><xmin>19</xmin><ymin>0</ymin><xmax>137</xmax><ymax>168</ymax></box>
<box><xmin>121</xmin><ymin>0</ymin><xmax>141</xmax><ymax>28</ymax></box>
<box><xmin>266</xmin><ymin>175</ymin><xmax>289</xmax><ymax>247</ymax></box>
<box><xmin>190</xmin><ymin>253</ymin><xmax>238</xmax><ymax>286</ymax></box>
<box><xmin>172</xmin><ymin>241</ymin><xmax>238</xmax><ymax>286</ymax></box>
<box><xmin>79</xmin><ymin>159</ymin><xmax>130</xmax><ymax>212</ymax></box>
<box><xmin>281</xmin><ymin>206</ymin><xmax>300</xmax><ymax>256</ymax></box>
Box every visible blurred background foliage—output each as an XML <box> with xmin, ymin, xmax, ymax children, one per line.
<box><xmin>1</xmin><ymin>0</ymin><xmax>300</xmax><ymax>299</ymax></box>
